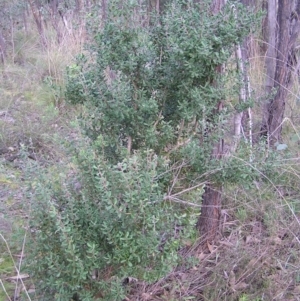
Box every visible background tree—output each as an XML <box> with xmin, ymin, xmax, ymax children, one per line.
<box><xmin>0</xmin><ymin>30</ymin><xmax>6</xmax><ymax>64</ymax></box>
<box><xmin>0</xmin><ymin>0</ymin><xmax>28</xmax><ymax>62</ymax></box>
<box><xmin>27</xmin><ymin>0</ymin><xmax>47</xmax><ymax>47</ymax></box>
<box><xmin>262</xmin><ymin>0</ymin><xmax>300</xmax><ymax>145</ymax></box>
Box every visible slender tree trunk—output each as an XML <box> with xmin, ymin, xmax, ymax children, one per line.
<box><xmin>198</xmin><ymin>0</ymin><xmax>256</xmax><ymax>242</ymax></box>
<box><xmin>28</xmin><ymin>0</ymin><xmax>47</xmax><ymax>48</ymax></box>
<box><xmin>23</xmin><ymin>10</ymin><xmax>29</xmax><ymax>35</ymax></box>
<box><xmin>261</xmin><ymin>0</ymin><xmax>269</xmax><ymax>54</ymax></box>
<box><xmin>233</xmin><ymin>41</ymin><xmax>247</xmax><ymax>150</ymax></box>
<box><xmin>76</xmin><ymin>0</ymin><xmax>85</xmax><ymax>39</ymax></box>
<box><xmin>197</xmin><ymin>90</ymin><xmax>224</xmax><ymax>242</ymax></box>
<box><xmin>239</xmin><ymin>0</ymin><xmax>253</xmax><ymax>152</ymax></box>
<box><xmin>197</xmin><ymin>117</ymin><xmax>224</xmax><ymax>242</ymax></box>
<box><xmin>264</xmin><ymin>0</ymin><xmax>277</xmax><ymax>96</ymax></box>
<box><xmin>0</xmin><ymin>31</ymin><xmax>5</xmax><ymax>64</ymax></box>
<box><xmin>198</xmin><ymin>185</ymin><xmax>222</xmax><ymax>241</ymax></box>
<box><xmin>197</xmin><ymin>0</ymin><xmax>226</xmax><ymax>243</ymax></box>
<box><xmin>261</xmin><ymin>0</ymin><xmax>300</xmax><ymax>145</ymax></box>
<box><xmin>49</xmin><ymin>0</ymin><xmax>62</xmax><ymax>44</ymax></box>
<box><xmin>261</xmin><ymin>0</ymin><xmax>277</xmax><ymax>140</ymax></box>
<box><xmin>75</xmin><ymin>0</ymin><xmax>83</xmax><ymax>14</ymax></box>
<box><xmin>232</xmin><ymin>0</ymin><xmax>253</xmax><ymax>152</ymax></box>
<box><xmin>102</xmin><ymin>0</ymin><xmax>107</xmax><ymax>23</ymax></box>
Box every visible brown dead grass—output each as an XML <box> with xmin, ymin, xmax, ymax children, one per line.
<box><xmin>126</xmin><ymin>210</ymin><xmax>300</xmax><ymax>301</ymax></box>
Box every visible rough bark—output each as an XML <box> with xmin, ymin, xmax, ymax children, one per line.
<box><xmin>197</xmin><ymin>97</ymin><xmax>224</xmax><ymax>241</ymax></box>
<box><xmin>261</xmin><ymin>0</ymin><xmax>300</xmax><ymax>145</ymax></box>
<box><xmin>148</xmin><ymin>0</ymin><xmax>168</xmax><ymax>14</ymax></box>
<box><xmin>75</xmin><ymin>0</ymin><xmax>84</xmax><ymax>14</ymax></box>
<box><xmin>197</xmin><ymin>185</ymin><xmax>222</xmax><ymax>241</ymax></box>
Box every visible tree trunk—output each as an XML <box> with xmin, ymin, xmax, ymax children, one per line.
<box><xmin>197</xmin><ymin>0</ymin><xmax>226</xmax><ymax>243</ymax></box>
<box><xmin>261</xmin><ymin>0</ymin><xmax>300</xmax><ymax>145</ymax></box>
<box><xmin>197</xmin><ymin>96</ymin><xmax>224</xmax><ymax>241</ymax></box>
<box><xmin>231</xmin><ymin>0</ymin><xmax>253</xmax><ymax>152</ymax></box>
<box><xmin>261</xmin><ymin>0</ymin><xmax>277</xmax><ymax>141</ymax></box>
<box><xmin>197</xmin><ymin>118</ymin><xmax>224</xmax><ymax>241</ymax></box>
<box><xmin>49</xmin><ymin>0</ymin><xmax>62</xmax><ymax>44</ymax></box>
<box><xmin>0</xmin><ymin>31</ymin><xmax>5</xmax><ymax>64</ymax></box>
<box><xmin>240</xmin><ymin>0</ymin><xmax>254</xmax><ymax>152</ymax></box>
<box><xmin>28</xmin><ymin>0</ymin><xmax>47</xmax><ymax>48</ymax></box>
<box><xmin>102</xmin><ymin>0</ymin><xmax>107</xmax><ymax>23</ymax></box>
<box><xmin>197</xmin><ymin>185</ymin><xmax>222</xmax><ymax>241</ymax></box>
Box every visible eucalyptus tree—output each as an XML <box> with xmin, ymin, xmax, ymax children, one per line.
<box><xmin>261</xmin><ymin>0</ymin><xmax>300</xmax><ymax>145</ymax></box>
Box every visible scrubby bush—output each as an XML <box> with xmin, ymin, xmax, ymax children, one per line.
<box><xmin>28</xmin><ymin>144</ymin><xmax>197</xmax><ymax>300</ymax></box>
<box><xmin>26</xmin><ymin>0</ymin><xmax>258</xmax><ymax>300</ymax></box>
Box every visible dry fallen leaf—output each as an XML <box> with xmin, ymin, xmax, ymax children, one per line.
<box><xmin>272</xmin><ymin>236</ymin><xmax>282</xmax><ymax>245</ymax></box>
<box><xmin>229</xmin><ymin>271</ymin><xmax>236</xmax><ymax>289</ymax></box>
<box><xmin>22</xmin><ymin>284</ymin><xmax>35</xmax><ymax>293</ymax></box>
<box><xmin>141</xmin><ymin>293</ymin><xmax>152</xmax><ymax>300</ymax></box>
<box><xmin>219</xmin><ymin>240</ymin><xmax>234</xmax><ymax>247</ymax></box>
<box><xmin>27</xmin><ymin>288</ymin><xmax>36</xmax><ymax>294</ymax></box>
<box><xmin>245</xmin><ymin>235</ymin><xmax>261</xmax><ymax>244</ymax></box>
<box><xmin>245</xmin><ymin>235</ymin><xmax>252</xmax><ymax>244</ymax></box>
<box><xmin>294</xmin><ymin>285</ymin><xmax>300</xmax><ymax>294</ymax></box>
<box><xmin>246</xmin><ymin>258</ymin><xmax>258</xmax><ymax>270</ymax></box>
<box><xmin>233</xmin><ymin>282</ymin><xmax>249</xmax><ymax>291</ymax></box>
<box><xmin>183</xmin><ymin>239</ymin><xmax>193</xmax><ymax>247</ymax></box>
<box><xmin>197</xmin><ymin>252</ymin><xmax>206</xmax><ymax>261</ymax></box>
<box><xmin>207</xmin><ymin>241</ymin><xmax>215</xmax><ymax>253</ymax></box>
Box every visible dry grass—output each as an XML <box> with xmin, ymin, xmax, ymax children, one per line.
<box><xmin>0</xmin><ymin>18</ymin><xmax>84</xmax><ymax>161</ymax></box>
<box><xmin>0</xmin><ymin>17</ymin><xmax>84</xmax><ymax>301</ymax></box>
<box><xmin>125</xmin><ymin>171</ymin><xmax>300</xmax><ymax>300</ymax></box>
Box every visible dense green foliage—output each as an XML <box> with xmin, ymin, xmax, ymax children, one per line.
<box><xmin>27</xmin><ymin>0</ymin><xmax>258</xmax><ymax>300</ymax></box>
<box><xmin>66</xmin><ymin>0</ymin><xmax>256</xmax><ymax>164</ymax></box>
<box><xmin>29</xmin><ymin>146</ymin><xmax>197</xmax><ymax>300</ymax></box>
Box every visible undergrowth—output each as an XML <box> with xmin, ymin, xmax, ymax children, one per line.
<box><xmin>0</xmin><ymin>1</ymin><xmax>300</xmax><ymax>301</ymax></box>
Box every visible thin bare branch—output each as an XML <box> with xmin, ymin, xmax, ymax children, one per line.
<box><xmin>164</xmin><ymin>196</ymin><xmax>202</xmax><ymax>208</ymax></box>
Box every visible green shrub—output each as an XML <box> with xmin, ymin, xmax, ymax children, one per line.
<box><xmin>66</xmin><ymin>0</ymin><xmax>256</xmax><ymax>164</ymax></box>
<box><xmin>28</xmin><ymin>145</ymin><xmax>197</xmax><ymax>300</ymax></box>
<box><xmin>27</xmin><ymin>0</ymin><xmax>258</xmax><ymax>299</ymax></box>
